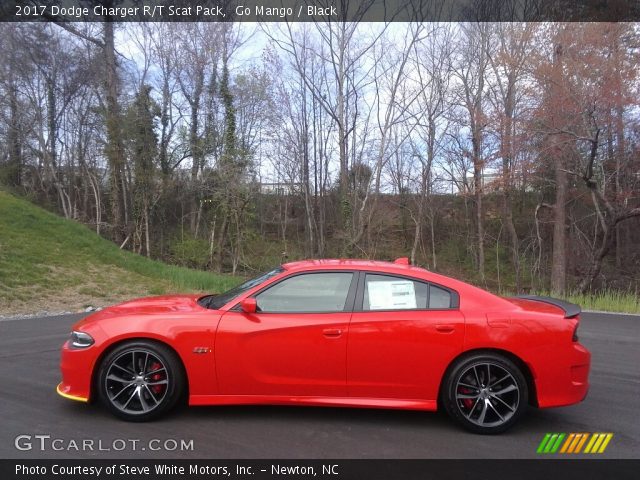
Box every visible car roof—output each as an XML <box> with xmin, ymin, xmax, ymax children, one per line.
<box><xmin>277</xmin><ymin>258</ymin><xmax>516</xmax><ymax>312</ymax></box>
<box><xmin>282</xmin><ymin>258</ymin><xmax>426</xmax><ymax>274</ymax></box>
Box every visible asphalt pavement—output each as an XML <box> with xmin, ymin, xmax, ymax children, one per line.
<box><xmin>0</xmin><ymin>312</ymin><xmax>637</xmax><ymax>459</ymax></box>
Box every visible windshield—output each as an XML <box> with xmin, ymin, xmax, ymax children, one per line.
<box><xmin>199</xmin><ymin>267</ymin><xmax>284</xmax><ymax>310</ymax></box>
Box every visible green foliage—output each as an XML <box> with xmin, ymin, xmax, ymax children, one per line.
<box><xmin>340</xmin><ymin>197</ymin><xmax>352</xmax><ymax>234</ymax></box>
<box><xmin>126</xmin><ymin>85</ymin><xmax>159</xmax><ymax>178</ymax></box>
<box><xmin>220</xmin><ymin>59</ymin><xmax>236</xmax><ymax>163</ymax></box>
<box><xmin>168</xmin><ymin>234</ymin><xmax>211</xmax><ymax>270</ymax></box>
<box><xmin>542</xmin><ymin>290</ymin><xmax>640</xmax><ymax>315</ymax></box>
<box><xmin>124</xmin><ymin>85</ymin><xmax>159</xmax><ymax>220</ymax></box>
<box><xmin>0</xmin><ymin>164</ymin><xmax>20</xmax><ymax>187</ymax></box>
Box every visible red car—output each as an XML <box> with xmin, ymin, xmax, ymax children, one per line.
<box><xmin>57</xmin><ymin>258</ymin><xmax>590</xmax><ymax>433</ymax></box>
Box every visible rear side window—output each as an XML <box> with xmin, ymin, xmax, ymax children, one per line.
<box><xmin>256</xmin><ymin>272</ymin><xmax>354</xmax><ymax>313</ymax></box>
<box><xmin>363</xmin><ymin>274</ymin><xmax>454</xmax><ymax>311</ymax></box>
<box><xmin>429</xmin><ymin>284</ymin><xmax>452</xmax><ymax>309</ymax></box>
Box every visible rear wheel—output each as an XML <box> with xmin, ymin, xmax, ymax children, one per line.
<box><xmin>443</xmin><ymin>353</ymin><xmax>528</xmax><ymax>434</ymax></box>
<box><xmin>98</xmin><ymin>340</ymin><xmax>184</xmax><ymax>422</ymax></box>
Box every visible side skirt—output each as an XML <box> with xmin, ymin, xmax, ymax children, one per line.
<box><xmin>188</xmin><ymin>395</ymin><xmax>437</xmax><ymax>411</ymax></box>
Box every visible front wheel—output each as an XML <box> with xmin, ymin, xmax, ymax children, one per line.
<box><xmin>98</xmin><ymin>340</ymin><xmax>185</xmax><ymax>422</ymax></box>
<box><xmin>442</xmin><ymin>353</ymin><xmax>528</xmax><ymax>434</ymax></box>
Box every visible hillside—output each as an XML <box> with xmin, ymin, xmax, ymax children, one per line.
<box><xmin>1</xmin><ymin>191</ymin><xmax>638</xmax><ymax>316</ymax></box>
<box><xmin>0</xmin><ymin>191</ymin><xmax>239</xmax><ymax>316</ymax></box>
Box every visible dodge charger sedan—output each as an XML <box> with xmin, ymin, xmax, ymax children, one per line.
<box><xmin>58</xmin><ymin>258</ymin><xmax>590</xmax><ymax>433</ymax></box>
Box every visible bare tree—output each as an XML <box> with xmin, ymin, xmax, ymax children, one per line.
<box><xmin>451</xmin><ymin>23</ymin><xmax>492</xmax><ymax>281</ymax></box>
<box><xmin>408</xmin><ymin>24</ymin><xmax>453</xmax><ymax>267</ymax></box>
<box><xmin>264</xmin><ymin>7</ymin><xmax>383</xmax><ymax>242</ymax></box>
<box><xmin>51</xmin><ymin>19</ymin><xmax>128</xmax><ymax>242</ymax></box>
<box><xmin>486</xmin><ymin>23</ymin><xmax>537</xmax><ymax>292</ymax></box>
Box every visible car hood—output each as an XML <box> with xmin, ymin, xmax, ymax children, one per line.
<box><xmin>74</xmin><ymin>294</ymin><xmax>208</xmax><ymax>327</ymax></box>
<box><xmin>109</xmin><ymin>294</ymin><xmax>205</xmax><ymax>312</ymax></box>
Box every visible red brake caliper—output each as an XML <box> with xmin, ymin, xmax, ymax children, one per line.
<box><xmin>459</xmin><ymin>387</ymin><xmax>474</xmax><ymax>409</ymax></box>
<box><xmin>149</xmin><ymin>362</ymin><xmax>164</xmax><ymax>394</ymax></box>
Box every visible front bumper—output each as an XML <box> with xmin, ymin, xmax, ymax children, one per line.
<box><xmin>56</xmin><ymin>382</ymin><xmax>88</xmax><ymax>402</ymax></box>
<box><xmin>57</xmin><ymin>339</ymin><xmax>98</xmax><ymax>403</ymax></box>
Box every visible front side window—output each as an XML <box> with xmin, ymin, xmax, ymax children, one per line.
<box><xmin>363</xmin><ymin>274</ymin><xmax>453</xmax><ymax>311</ymax></box>
<box><xmin>256</xmin><ymin>272</ymin><xmax>354</xmax><ymax>313</ymax></box>
<box><xmin>200</xmin><ymin>267</ymin><xmax>284</xmax><ymax>310</ymax></box>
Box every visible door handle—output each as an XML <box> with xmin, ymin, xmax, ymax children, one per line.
<box><xmin>323</xmin><ymin>328</ymin><xmax>343</xmax><ymax>338</ymax></box>
<box><xmin>435</xmin><ymin>324</ymin><xmax>455</xmax><ymax>333</ymax></box>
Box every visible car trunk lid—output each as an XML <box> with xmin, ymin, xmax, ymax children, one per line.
<box><xmin>506</xmin><ymin>295</ymin><xmax>581</xmax><ymax>318</ymax></box>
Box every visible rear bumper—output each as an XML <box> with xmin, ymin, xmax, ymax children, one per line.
<box><xmin>535</xmin><ymin>342</ymin><xmax>591</xmax><ymax>408</ymax></box>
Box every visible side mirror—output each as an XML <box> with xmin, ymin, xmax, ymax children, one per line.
<box><xmin>240</xmin><ymin>297</ymin><xmax>257</xmax><ymax>314</ymax></box>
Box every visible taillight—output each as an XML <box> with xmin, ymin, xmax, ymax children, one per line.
<box><xmin>572</xmin><ymin>324</ymin><xmax>579</xmax><ymax>342</ymax></box>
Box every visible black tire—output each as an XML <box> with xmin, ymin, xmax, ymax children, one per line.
<box><xmin>442</xmin><ymin>352</ymin><xmax>528</xmax><ymax>434</ymax></box>
<box><xmin>97</xmin><ymin>340</ymin><xmax>185</xmax><ymax>422</ymax></box>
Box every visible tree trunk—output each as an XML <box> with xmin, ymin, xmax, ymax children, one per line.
<box><xmin>501</xmin><ymin>79</ymin><xmax>521</xmax><ymax>292</ymax></box>
<box><xmin>189</xmin><ymin>87</ymin><xmax>203</xmax><ymax>234</ymax></box>
<box><xmin>579</xmin><ymin>222</ymin><xmax>612</xmax><ymax>293</ymax></box>
<box><xmin>144</xmin><ymin>202</ymin><xmax>151</xmax><ymax>258</ymax></box>
<box><xmin>429</xmin><ymin>208</ymin><xmax>437</xmax><ymax>270</ymax></box>
<box><xmin>550</xmin><ymin>40</ymin><xmax>568</xmax><ymax>295</ymax></box>
<box><xmin>301</xmin><ymin>88</ymin><xmax>316</xmax><ymax>256</ymax></box>
<box><xmin>104</xmin><ymin>21</ymin><xmax>126</xmax><ymax>243</ymax></box>
<box><xmin>7</xmin><ymin>85</ymin><xmax>22</xmax><ymax>186</ymax></box>
<box><xmin>473</xmin><ymin>160</ymin><xmax>485</xmax><ymax>281</ymax></box>
<box><xmin>336</xmin><ymin>27</ymin><xmax>350</xmax><ymax>240</ymax></box>
<box><xmin>612</xmin><ymin>31</ymin><xmax>625</xmax><ymax>268</ymax></box>
<box><xmin>471</xmin><ymin>99</ymin><xmax>485</xmax><ymax>281</ymax></box>
<box><xmin>410</xmin><ymin>199</ymin><xmax>423</xmax><ymax>266</ymax></box>
<box><xmin>159</xmin><ymin>75</ymin><xmax>171</xmax><ymax>177</ymax></box>
<box><xmin>216</xmin><ymin>214</ymin><xmax>228</xmax><ymax>273</ymax></box>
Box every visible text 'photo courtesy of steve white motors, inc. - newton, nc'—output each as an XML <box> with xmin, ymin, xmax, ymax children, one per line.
<box><xmin>14</xmin><ymin>2</ymin><xmax>338</xmax><ymax>20</ymax></box>
<box><xmin>15</xmin><ymin>462</ymin><xmax>337</xmax><ymax>477</ymax></box>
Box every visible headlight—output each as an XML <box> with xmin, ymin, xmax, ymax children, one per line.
<box><xmin>70</xmin><ymin>331</ymin><xmax>94</xmax><ymax>348</ymax></box>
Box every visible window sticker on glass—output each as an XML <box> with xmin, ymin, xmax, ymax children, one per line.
<box><xmin>368</xmin><ymin>280</ymin><xmax>417</xmax><ymax>310</ymax></box>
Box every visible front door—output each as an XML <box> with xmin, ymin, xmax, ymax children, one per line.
<box><xmin>215</xmin><ymin>271</ymin><xmax>356</xmax><ymax>397</ymax></box>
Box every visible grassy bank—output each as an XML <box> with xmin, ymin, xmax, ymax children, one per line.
<box><xmin>500</xmin><ymin>289</ymin><xmax>640</xmax><ymax>315</ymax></box>
<box><xmin>0</xmin><ymin>190</ymin><xmax>240</xmax><ymax>315</ymax></box>
<box><xmin>559</xmin><ymin>291</ymin><xmax>640</xmax><ymax>315</ymax></box>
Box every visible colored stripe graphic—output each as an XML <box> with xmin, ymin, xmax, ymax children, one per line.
<box><xmin>537</xmin><ymin>433</ymin><xmax>552</xmax><ymax>453</ymax></box>
<box><xmin>550</xmin><ymin>433</ymin><xmax>565</xmax><ymax>453</ymax></box>
<box><xmin>565</xmin><ymin>433</ymin><xmax>587</xmax><ymax>453</ymax></box>
<box><xmin>560</xmin><ymin>433</ymin><xmax>575</xmax><ymax>453</ymax></box>
<box><xmin>597</xmin><ymin>433</ymin><xmax>613</xmax><ymax>453</ymax></box>
<box><xmin>573</xmin><ymin>433</ymin><xmax>589</xmax><ymax>453</ymax></box>
<box><xmin>584</xmin><ymin>433</ymin><xmax>598</xmax><ymax>453</ymax></box>
<box><xmin>537</xmin><ymin>433</ymin><xmax>613</xmax><ymax>454</ymax></box>
<box><xmin>584</xmin><ymin>433</ymin><xmax>614</xmax><ymax>453</ymax></box>
<box><xmin>537</xmin><ymin>433</ymin><xmax>565</xmax><ymax>453</ymax></box>
<box><xmin>544</xmin><ymin>433</ymin><xmax>558</xmax><ymax>453</ymax></box>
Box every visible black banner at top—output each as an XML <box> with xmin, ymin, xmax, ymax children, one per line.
<box><xmin>1</xmin><ymin>0</ymin><xmax>640</xmax><ymax>22</ymax></box>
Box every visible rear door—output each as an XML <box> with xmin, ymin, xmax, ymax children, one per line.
<box><xmin>347</xmin><ymin>273</ymin><xmax>465</xmax><ymax>401</ymax></box>
<box><xmin>216</xmin><ymin>271</ymin><xmax>357</xmax><ymax>397</ymax></box>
